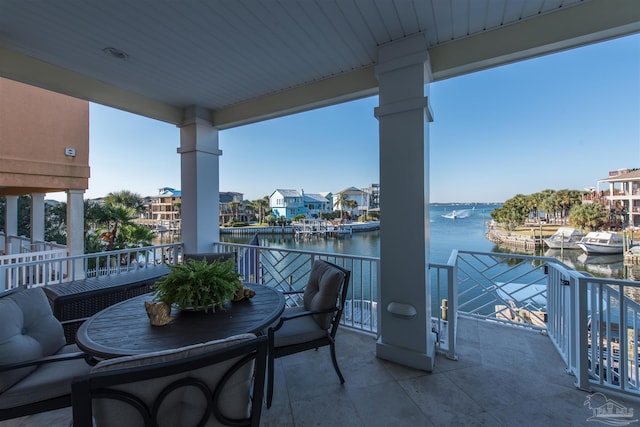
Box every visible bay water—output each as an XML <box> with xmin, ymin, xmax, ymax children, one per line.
<box><xmin>221</xmin><ymin>203</ymin><xmax>635</xmax><ymax>280</ymax></box>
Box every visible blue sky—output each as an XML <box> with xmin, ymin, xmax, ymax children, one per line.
<box><xmin>49</xmin><ymin>33</ymin><xmax>639</xmax><ymax>204</ymax></box>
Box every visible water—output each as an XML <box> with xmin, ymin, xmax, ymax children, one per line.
<box><xmin>221</xmin><ymin>203</ymin><xmax>639</xmax><ymax>280</ymax></box>
<box><xmin>222</xmin><ymin>204</ymin><xmax>496</xmax><ymax>262</ymax></box>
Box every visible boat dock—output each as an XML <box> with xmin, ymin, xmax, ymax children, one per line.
<box><xmin>293</xmin><ymin>219</ymin><xmax>352</xmax><ymax>239</ymax></box>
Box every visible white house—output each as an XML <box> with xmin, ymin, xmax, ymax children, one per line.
<box><xmin>333</xmin><ymin>186</ymin><xmax>370</xmax><ymax>218</ymax></box>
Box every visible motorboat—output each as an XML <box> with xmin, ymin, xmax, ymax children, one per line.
<box><xmin>441</xmin><ymin>207</ymin><xmax>474</xmax><ymax>219</ymax></box>
<box><xmin>576</xmin><ymin>231</ymin><xmax>624</xmax><ymax>255</ymax></box>
<box><xmin>542</xmin><ymin>227</ymin><xmax>584</xmax><ymax>250</ymax></box>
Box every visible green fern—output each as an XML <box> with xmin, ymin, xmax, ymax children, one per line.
<box><xmin>152</xmin><ymin>258</ymin><xmax>242</xmax><ymax>312</ymax></box>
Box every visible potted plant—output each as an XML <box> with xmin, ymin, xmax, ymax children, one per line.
<box><xmin>152</xmin><ymin>258</ymin><xmax>243</xmax><ymax>312</ymax></box>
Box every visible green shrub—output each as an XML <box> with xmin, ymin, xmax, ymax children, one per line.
<box><xmin>152</xmin><ymin>259</ymin><xmax>242</xmax><ymax>312</ymax></box>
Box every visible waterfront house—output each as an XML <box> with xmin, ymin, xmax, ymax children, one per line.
<box><xmin>0</xmin><ymin>77</ymin><xmax>88</xmax><ymax>259</ymax></box>
<box><xmin>302</xmin><ymin>192</ymin><xmax>332</xmax><ymax>218</ymax></box>
<box><xmin>269</xmin><ymin>189</ymin><xmax>331</xmax><ymax>220</ymax></box>
<box><xmin>598</xmin><ymin>168</ymin><xmax>640</xmax><ymax>228</ymax></box>
<box><xmin>334</xmin><ymin>186</ymin><xmax>371</xmax><ymax>218</ymax></box>
<box><xmin>1</xmin><ymin>2</ymin><xmax>639</xmax><ymax>423</ymax></box>
<box><xmin>149</xmin><ymin>187</ymin><xmax>181</xmax><ymax>225</ymax></box>
<box><xmin>219</xmin><ymin>191</ymin><xmax>248</xmax><ymax>223</ymax></box>
<box><xmin>269</xmin><ymin>189</ymin><xmax>305</xmax><ymax>220</ymax></box>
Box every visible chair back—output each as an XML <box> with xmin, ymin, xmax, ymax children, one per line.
<box><xmin>72</xmin><ymin>334</ymin><xmax>267</xmax><ymax>427</ymax></box>
<box><xmin>302</xmin><ymin>260</ymin><xmax>351</xmax><ymax>337</ymax></box>
<box><xmin>0</xmin><ymin>286</ymin><xmax>67</xmax><ymax>392</ymax></box>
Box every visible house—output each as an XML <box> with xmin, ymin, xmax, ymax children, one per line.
<box><xmin>596</xmin><ymin>168</ymin><xmax>640</xmax><ymax>228</ymax></box>
<box><xmin>333</xmin><ymin>186</ymin><xmax>371</xmax><ymax>218</ymax></box>
<box><xmin>150</xmin><ymin>187</ymin><xmax>181</xmax><ymax>225</ymax></box>
<box><xmin>0</xmin><ymin>77</ymin><xmax>88</xmax><ymax>258</ymax></box>
<box><xmin>302</xmin><ymin>192</ymin><xmax>331</xmax><ymax>218</ymax></box>
<box><xmin>219</xmin><ymin>192</ymin><xmax>248</xmax><ymax>223</ymax></box>
<box><xmin>269</xmin><ymin>189</ymin><xmax>331</xmax><ymax>220</ymax></box>
<box><xmin>1</xmin><ymin>0</ymin><xmax>636</xmax><ymax>378</ymax></box>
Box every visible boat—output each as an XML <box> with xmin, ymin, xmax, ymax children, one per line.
<box><xmin>542</xmin><ymin>227</ymin><xmax>584</xmax><ymax>250</ymax></box>
<box><xmin>576</xmin><ymin>231</ymin><xmax>624</xmax><ymax>255</ymax></box>
<box><xmin>441</xmin><ymin>207</ymin><xmax>474</xmax><ymax>219</ymax></box>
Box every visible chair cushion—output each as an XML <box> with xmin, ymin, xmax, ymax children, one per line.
<box><xmin>303</xmin><ymin>261</ymin><xmax>344</xmax><ymax>329</ymax></box>
<box><xmin>90</xmin><ymin>333</ymin><xmax>257</xmax><ymax>427</ymax></box>
<box><xmin>273</xmin><ymin>306</ymin><xmax>329</xmax><ymax>348</ymax></box>
<box><xmin>0</xmin><ymin>287</ymin><xmax>66</xmax><ymax>392</ymax></box>
<box><xmin>0</xmin><ymin>344</ymin><xmax>91</xmax><ymax>409</ymax></box>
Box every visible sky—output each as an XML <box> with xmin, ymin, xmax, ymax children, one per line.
<box><xmin>47</xmin><ymin>33</ymin><xmax>639</xmax><ymax>204</ymax></box>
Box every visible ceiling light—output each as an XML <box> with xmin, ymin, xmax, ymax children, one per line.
<box><xmin>102</xmin><ymin>47</ymin><xmax>129</xmax><ymax>60</ymax></box>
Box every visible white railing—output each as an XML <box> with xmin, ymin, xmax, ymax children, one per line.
<box><xmin>3</xmin><ymin>238</ymin><xmax>638</xmax><ymax>397</ymax></box>
<box><xmin>0</xmin><ymin>243</ymin><xmax>182</xmax><ymax>290</ymax></box>
<box><xmin>0</xmin><ymin>248</ymin><xmax>69</xmax><ymax>290</ymax></box>
<box><xmin>213</xmin><ymin>241</ymin><xmax>381</xmax><ymax>335</ymax></box>
<box><xmin>452</xmin><ymin>249</ymin><xmax>640</xmax><ymax>398</ymax></box>
<box><xmin>0</xmin><ymin>232</ymin><xmax>66</xmax><ymax>256</ymax></box>
<box><xmin>213</xmin><ymin>241</ymin><xmax>458</xmax><ymax>357</ymax></box>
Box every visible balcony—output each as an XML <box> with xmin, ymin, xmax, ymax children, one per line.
<box><xmin>2</xmin><ymin>244</ymin><xmax>640</xmax><ymax>425</ymax></box>
<box><xmin>8</xmin><ymin>319</ymin><xmax>639</xmax><ymax>426</ymax></box>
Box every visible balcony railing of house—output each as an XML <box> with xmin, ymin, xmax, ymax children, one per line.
<box><xmin>214</xmin><ymin>241</ymin><xmax>457</xmax><ymax>359</ymax></box>
<box><xmin>2</xmin><ymin>241</ymin><xmax>639</xmax><ymax>398</ymax></box>
<box><xmin>452</xmin><ymin>250</ymin><xmax>640</xmax><ymax>398</ymax></box>
<box><xmin>0</xmin><ymin>232</ymin><xmax>66</xmax><ymax>255</ymax></box>
<box><xmin>0</xmin><ymin>243</ymin><xmax>181</xmax><ymax>290</ymax></box>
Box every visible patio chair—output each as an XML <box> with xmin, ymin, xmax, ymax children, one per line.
<box><xmin>71</xmin><ymin>333</ymin><xmax>268</xmax><ymax>427</ymax></box>
<box><xmin>266</xmin><ymin>260</ymin><xmax>351</xmax><ymax>408</ymax></box>
<box><xmin>0</xmin><ymin>286</ymin><xmax>94</xmax><ymax>421</ymax></box>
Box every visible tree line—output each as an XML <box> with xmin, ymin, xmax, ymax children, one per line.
<box><xmin>490</xmin><ymin>189</ymin><xmax>611</xmax><ymax>231</ymax></box>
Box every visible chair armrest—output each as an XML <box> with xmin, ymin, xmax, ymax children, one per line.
<box><xmin>269</xmin><ymin>306</ymin><xmax>339</xmax><ymax>333</ymax></box>
<box><xmin>282</xmin><ymin>290</ymin><xmax>304</xmax><ymax>295</ymax></box>
<box><xmin>0</xmin><ymin>351</ymin><xmax>96</xmax><ymax>372</ymax></box>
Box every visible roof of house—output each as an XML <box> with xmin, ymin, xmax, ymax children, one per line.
<box><xmin>272</xmin><ymin>189</ymin><xmax>301</xmax><ymax>198</ymax></box>
<box><xmin>336</xmin><ymin>186</ymin><xmax>365</xmax><ymax>195</ymax></box>
<box><xmin>304</xmin><ymin>193</ymin><xmax>329</xmax><ymax>203</ymax></box>
<box><xmin>158</xmin><ymin>187</ymin><xmax>181</xmax><ymax>197</ymax></box>
<box><xmin>599</xmin><ymin>168</ymin><xmax>640</xmax><ymax>182</ymax></box>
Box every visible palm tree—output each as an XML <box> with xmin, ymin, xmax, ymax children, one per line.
<box><xmin>228</xmin><ymin>201</ymin><xmax>242</xmax><ymax>222</ymax></box>
<box><xmin>100</xmin><ymin>205</ymin><xmax>137</xmax><ymax>250</ymax></box>
<box><xmin>346</xmin><ymin>199</ymin><xmax>359</xmax><ymax>218</ymax></box>
<box><xmin>104</xmin><ymin>190</ymin><xmax>146</xmax><ymax>216</ymax></box>
<box><xmin>334</xmin><ymin>193</ymin><xmax>349</xmax><ymax>220</ymax></box>
<box><xmin>252</xmin><ymin>197</ymin><xmax>270</xmax><ymax>224</ymax></box>
<box><xmin>85</xmin><ymin>192</ymin><xmax>155</xmax><ymax>252</ymax></box>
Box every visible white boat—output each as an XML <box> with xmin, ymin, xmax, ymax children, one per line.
<box><xmin>441</xmin><ymin>207</ymin><xmax>474</xmax><ymax>219</ymax></box>
<box><xmin>576</xmin><ymin>231</ymin><xmax>624</xmax><ymax>255</ymax></box>
<box><xmin>543</xmin><ymin>227</ymin><xmax>584</xmax><ymax>250</ymax></box>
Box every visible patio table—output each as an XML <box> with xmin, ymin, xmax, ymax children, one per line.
<box><xmin>75</xmin><ymin>284</ymin><xmax>284</xmax><ymax>359</ymax></box>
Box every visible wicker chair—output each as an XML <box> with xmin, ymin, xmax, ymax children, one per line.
<box><xmin>266</xmin><ymin>260</ymin><xmax>351</xmax><ymax>408</ymax></box>
<box><xmin>72</xmin><ymin>333</ymin><xmax>267</xmax><ymax>427</ymax></box>
<box><xmin>0</xmin><ymin>286</ymin><xmax>94</xmax><ymax>421</ymax></box>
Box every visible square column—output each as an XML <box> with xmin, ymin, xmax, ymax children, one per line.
<box><xmin>178</xmin><ymin>107</ymin><xmax>220</xmax><ymax>254</ymax></box>
<box><xmin>4</xmin><ymin>195</ymin><xmax>18</xmax><ymax>254</ymax></box>
<box><xmin>374</xmin><ymin>34</ymin><xmax>436</xmax><ymax>371</ymax></box>
<box><xmin>67</xmin><ymin>190</ymin><xmax>85</xmax><ymax>278</ymax></box>
<box><xmin>30</xmin><ymin>193</ymin><xmax>45</xmax><ymax>250</ymax></box>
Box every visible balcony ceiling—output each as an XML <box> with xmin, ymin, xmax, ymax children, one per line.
<box><xmin>1</xmin><ymin>0</ymin><xmax>638</xmax><ymax>129</ymax></box>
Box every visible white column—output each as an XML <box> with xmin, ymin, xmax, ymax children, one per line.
<box><xmin>4</xmin><ymin>195</ymin><xmax>18</xmax><ymax>254</ymax></box>
<box><xmin>30</xmin><ymin>193</ymin><xmax>45</xmax><ymax>249</ymax></box>
<box><xmin>178</xmin><ymin>106</ymin><xmax>220</xmax><ymax>254</ymax></box>
<box><xmin>374</xmin><ymin>33</ymin><xmax>436</xmax><ymax>371</ymax></box>
<box><xmin>66</xmin><ymin>190</ymin><xmax>85</xmax><ymax>256</ymax></box>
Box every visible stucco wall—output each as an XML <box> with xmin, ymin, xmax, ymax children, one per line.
<box><xmin>0</xmin><ymin>78</ymin><xmax>89</xmax><ymax>195</ymax></box>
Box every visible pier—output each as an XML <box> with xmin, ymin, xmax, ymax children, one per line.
<box><xmin>485</xmin><ymin>229</ymin><xmax>542</xmax><ymax>251</ymax></box>
<box><xmin>219</xmin><ymin>220</ymin><xmax>380</xmax><ymax>237</ymax></box>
